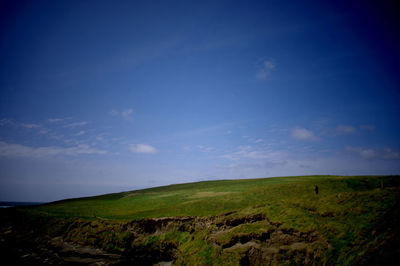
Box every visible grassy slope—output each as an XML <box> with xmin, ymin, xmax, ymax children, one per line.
<box><xmin>25</xmin><ymin>175</ymin><xmax>400</xmax><ymax>264</ymax></box>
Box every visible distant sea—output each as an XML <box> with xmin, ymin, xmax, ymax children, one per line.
<box><xmin>0</xmin><ymin>201</ymin><xmax>45</xmax><ymax>208</ymax></box>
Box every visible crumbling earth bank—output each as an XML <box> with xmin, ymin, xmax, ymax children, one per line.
<box><xmin>0</xmin><ymin>209</ymin><xmax>329</xmax><ymax>265</ymax></box>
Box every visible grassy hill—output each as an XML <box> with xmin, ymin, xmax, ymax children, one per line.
<box><xmin>2</xmin><ymin>175</ymin><xmax>400</xmax><ymax>265</ymax></box>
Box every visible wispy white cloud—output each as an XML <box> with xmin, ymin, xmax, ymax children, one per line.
<box><xmin>1</xmin><ymin>119</ymin><xmax>42</xmax><ymax>130</ymax></box>
<box><xmin>217</xmin><ymin>152</ymin><xmax>400</xmax><ymax>180</ymax></box>
<box><xmin>197</xmin><ymin>145</ymin><xmax>215</xmax><ymax>153</ymax></box>
<box><xmin>95</xmin><ymin>133</ymin><xmax>111</xmax><ymax>143</ymax></box>
<box><xmin>346</xmin><ymin>146</ymin><xmax>400</xmax><ymax>160</ymax></box>
<box><xmin>48</xmin><ymin>117</ymin><xmax>70</xmax><ymax>123</ymax></box>
<box><xmin>73</xmin><ymin>130</ymin><xmax>86</xmax><ymax>136</ymax></box>
<box><xmin>3</xmin><ymin>119</ymin><xmax>50</xmax><ymax>134</ymax></box>
<box><xmin>110</xmin><ymin>109</ymin><xmax>119</xmax><ymax>116</ymax></box>
<box><xmin>218</xmin><ymin>145</ymin><xmax>290</xmax><ymax>179</ymax></box>
<box><xmin>0</xmin><ymin>141</ymin><xmax>107</xmax><ymax>158</ymax></box>
<box><xmin>183</xmin><ymin>145</ymin><xmax>215</xmax><ymax>153</ymax></box>
<box><xmin>322</xmin><ymin>124</ymin><xmax>374</xmax><ymax>137</ymax></box>
<box><xmin>222</xmin><ymin>145</ymin><xmax>286</xmax><ymax>163</ymax></box>
<box><xmin>291</xmin><ymin>127</ymin><xmax>318</xmax><ymax>141</ymax></box>
<box><xmin>0</xmin><ymin>118</ymin><xmax>14</xmax><ymax>126</ymax></box>
<box><xmin>346</xmin><ymin>146</ymin><xmax>375</xmax><ymax>159</ymax></box>
<box><xmin>63</xmin><ymin>121</ymin><xmax>88</xmax><ymax>128</ymax></box>
<box><xmin>21</xmin><ymin>123</ymin><xmax>41</xmax><ymax>129</ymax></box>
<box><xmin>382</xmin><ymin>148</ymin><xmax>400</xmax><ymax>160</ymax></box>
<box><xmin>129</xmin><ymin>144</ymin><xmax>158</xmax><ymax>154</ymax></box>
<box><xmin>256</xmin><ymin>60</ymin><xmax>276</xmax><ymax>80</ymax></box>
<box><xmin>110</xmin><ymin>108</ymin><xmax>133</xmax><ymax>120</ymax></box>
<box><xmin>39</xmin><ymin>129</ymin><xmax>49</xmax><ymax>135</ymax></box>
<box><xmin>335</xmin><ymin>125</ymin><xmax>356</xmax><ymax>135</ymax></box>
<box><xmin>49</xmin><ymin>134</ymin><xmax>64</xmax><ymax>140</ymax></box>
<box><xmin>48</xmin><ymin>118</ymin><xmax>62</xmax><ymax>123</ymax></box>
<box><xmin>121</xmin><ymin>109</ymin><xmax>133</xmax><ymax>119</ymax></box>
<box><xmin>359</xmin><ymin>125</ymin><xmax>376</xmax><ymax>131</ymax></box>
<box><xmin>1</xmin><ymin>118</ymin><xmax>53</xmax><ymax>135</ymax></box>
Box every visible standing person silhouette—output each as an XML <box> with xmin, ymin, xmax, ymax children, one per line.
<box><xmin>314</xmin><ymin>185</ymin><xmax>319</xmax><ymax>195</ymax></box>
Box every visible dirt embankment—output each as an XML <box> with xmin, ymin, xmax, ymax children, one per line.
<box><xmin>0</xmin><ymin>208</ymin><xmax>330</xmax><ymax>265</ymax></box>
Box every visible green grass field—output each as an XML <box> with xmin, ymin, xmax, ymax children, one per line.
<box><xmin>32</xmin><ymin>175</ymin><xmax>398</xmax><ymax>221</ymax></box>
<box><xmin>19</xmin><ymin>175</ymin><xmax>400</xmax><ymax>264</ymax></box>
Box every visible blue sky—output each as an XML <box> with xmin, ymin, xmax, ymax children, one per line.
<box><xmin>1</xmin><ymin>0</ymin><xmax>399</xmax><ymax>202</ymax></box>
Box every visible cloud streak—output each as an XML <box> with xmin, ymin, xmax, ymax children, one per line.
<box><xmin>73</xmin><ymin>130</ymin><xmax>86</xmax><ymax>136</ymax></box>
<box><xmin>129</xmin><ymin>144</ymin><xmax>158</xmax><ymax>154</ymax></box>
<box><xmin>221</xmin><ymin>145</ymin><xmax>287</xmax><ymax>164</ymax></box>
<box><xmin>0</xmin><ymin>118</ymin><xmax>16</xmax><ymax>126</ymax></box>
<box><xmin>0</xmin><ymin>141</ymin><xmax>107</xmax><ymax>158</ymax></box>
<box><xmin>110</xmin><ymin>109</ymin><xmax>133</xmax><ymax>120</ymax></box>
<box><xmin>256</xmin><ymin>60</ymin><xmax>276</xmax><ymax>80</ymax></box>
<box><xmin>121</xmin><ymin>109</ymin><xmax>133</xmax><ymax>119</ymax></box>
<box><xmin>196</xmin><ymin>145</ymin><xmax>215</xmax><ymax>153</ymax></box>
<box><xmin>48</xmin><ymin>117</ymin><xmax>70</xmax><ymax>123</ymax></box>
<box><xmin>291</xmin><ymin>127</ymin><xmax>318</xmax><ymax>141</ymax></box>
<box><xmin>335</xmin><ymin>125</ymin><xmax>356</xmax><ymax>135</ymax></box>
<box><xmin>63</xmin><ymin>121</ymin><xmax>88</xmax><ymax>128</ymax></box>
<box><xmin>359</xmin><ymin>125</ymin><xmax>375</xmax><ymax>131</ymax></box>
<box><xmin>346</xmin><ymin>146</ymin><xmax>400</xmax><ymax>160</ymax></box>
<box><xmin>21</xmin><ymin>123</ymin><xmax>41</xmax><ymax>129</ymax></box>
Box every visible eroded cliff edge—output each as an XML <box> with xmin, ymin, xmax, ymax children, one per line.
<box><xmin>1</xmin><ymin>202</ymin><xmax>399</xmax><ymax>265</ymax></box>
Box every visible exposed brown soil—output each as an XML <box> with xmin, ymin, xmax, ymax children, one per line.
<box><xmin>0</xmin><ymin>208</ymin><xmax>330</xmax><ymax>265</ymax></box>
